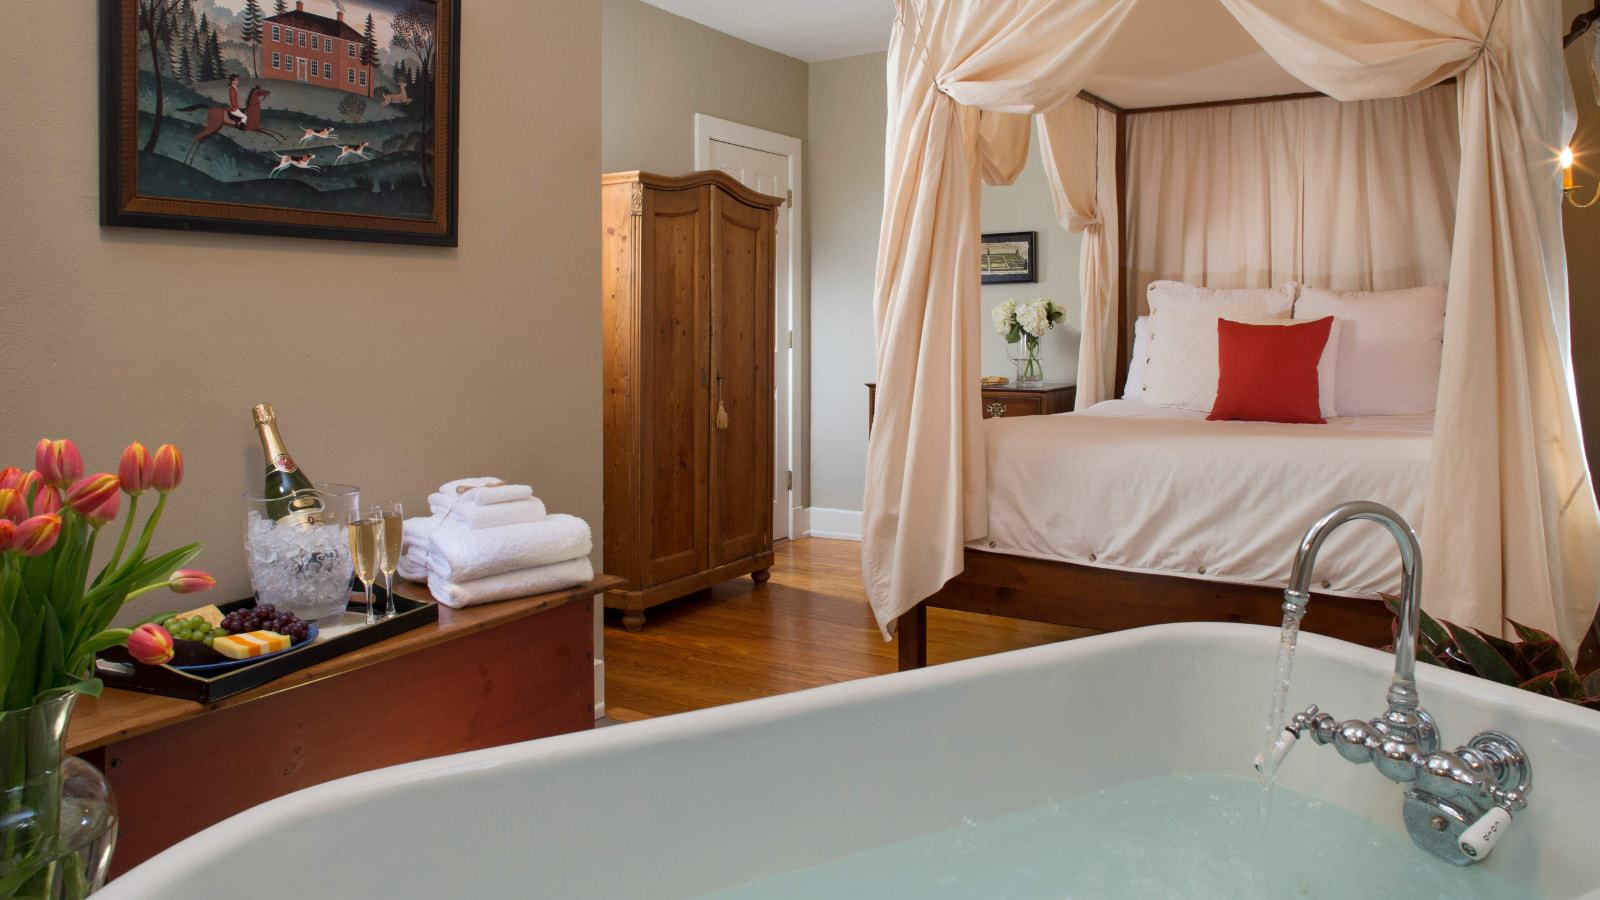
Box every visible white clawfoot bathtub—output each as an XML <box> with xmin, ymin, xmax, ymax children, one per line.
<box><xmin>99</xmin><ymin>624</ymin><xmax>1600</xmax><ymax>898</ymax></box>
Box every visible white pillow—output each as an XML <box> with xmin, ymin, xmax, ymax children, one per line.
<box><xmin>1294</xmin><ymin>285</ymin><xmax>1445</xmax><ymax>416</ymax></box>
<box><xmin>1123</xmin><ymin>316</ymin><xmax>1151</xmax><ymax>400</ymax></box>
<box><xmin>1143</xmin><ymin>309</ymin><xmax>1339</xmax><ymax>415</ymax></box>
<box><xmin>1145</xmin><ymin>280</ymin><xmax>1298</xmax><ymax>318</ymax></box>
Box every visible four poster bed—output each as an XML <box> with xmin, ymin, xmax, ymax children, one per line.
<box><xmin>869</xmin><ymin>0</ymin><xmax>1600</xmax><ymax>670</ymax></box>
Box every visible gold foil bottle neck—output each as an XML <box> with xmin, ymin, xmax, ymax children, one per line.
<box><xmin>252</xmin><ymin>403</ymin><xmax>277</xmax><ymax>425</ymax></box>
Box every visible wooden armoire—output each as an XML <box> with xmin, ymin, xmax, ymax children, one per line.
<box><xmin>600</xmin><ymin>171</ymin><xmax>782</xmax><ymax>630</ymax></box>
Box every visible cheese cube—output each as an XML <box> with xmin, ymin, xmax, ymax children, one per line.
<box><xmin>212</xmin><ymin>631</ymin><xmax>292</xmax><ymax>660</ymax></box>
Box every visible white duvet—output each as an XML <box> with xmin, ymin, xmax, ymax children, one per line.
<box><xmin>977</xmin><ymin>400</ymin><xmax>1433</xmax><ymax>598</ymax></box>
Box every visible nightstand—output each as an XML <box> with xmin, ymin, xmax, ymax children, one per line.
<box><xmin>866</xmin><ymin>382</ymin><xmax>1076</xmax><ymax>430</ymax></box>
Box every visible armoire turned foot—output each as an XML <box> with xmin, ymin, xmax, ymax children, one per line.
<box><xmin>600</xmin><ymin>170</ymin><xmax>782</xmax><ymax>630</ymax></box>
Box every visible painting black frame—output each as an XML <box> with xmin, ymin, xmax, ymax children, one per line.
<box><xmin>980</xmin><ymin>231</ymin><xmax>1038</xmax><ymax>284</ymax></box>
<box><xmin>99</xmin><ymin>0</ymin><xmax>461</xmax><ymax>246</ymax></box>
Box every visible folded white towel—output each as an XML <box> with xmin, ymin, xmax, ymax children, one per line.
<box><xmin>402</xmin><ymin>515</ymin><xmax>441</xmax><ymax>553</ymax></box>
<box><xmin>435</xmin><ymin>477</ymin><xmax>533</xmax><ymax>506</ymax></box>
<box><xmin>424</xmin><ymin>514</ymin><xmax>592</xmax><ymax>582</ymax></box>
<box><xmin>398</xmin><ymin>552</ymin><xmax>427</xmax><ymax>583</ymax></box>
<box><xmin>426</xmin><ymin>557</ymin><xmax>594</xmax><ymax>609</ymax></box>
<box><xmin>428</xmin><ymin>494</ymin><xmax>547</xmax><ymax>530</ymax></box>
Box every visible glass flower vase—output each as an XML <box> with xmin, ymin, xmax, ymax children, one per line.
<box><xmin>1008</xmin><ymin>337</ymin><xmax>1044</xmax><ymax>386</ymax></box>
<box><xmin>0</xmin><ymin>694</ymin><xmax>118</xmax><ymax>900</ymax></box>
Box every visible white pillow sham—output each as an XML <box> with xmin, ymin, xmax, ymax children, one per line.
<box><xmin>1123</xmin><ymin>316</ymin><xmax>1151</xmax><ymax>400</ymax></box>
<box><xmin>1143</xmin><ymin>307</ymin><xmax>1340</xmax><ymax>416</ymax></box>
<box><xmin>1294</xmin><ymin>285</ymin><xmax>1445</xmax><ymax>416</ymax></box>
<box><xmin>1145</xmin><ymin>280</ymin><xmax>1298</xmax><ymax>318</ymax></box>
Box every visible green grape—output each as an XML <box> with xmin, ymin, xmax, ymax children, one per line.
<box><xmin>202</xmin><ymin>636</ymin><xmax>215</xmax><ymax>647</ymax></box>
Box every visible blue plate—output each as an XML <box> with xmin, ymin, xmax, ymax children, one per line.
<box><xmin>172</xmin><ymin>625</ymin><xmax>320</xmax><ymax>674</ymax></box>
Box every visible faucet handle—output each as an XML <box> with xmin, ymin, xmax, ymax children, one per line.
<box><xmin>1459</xmin><ymin>805</ymin><xmax>1513</xmax><ymax>861</ymax></box>
<box><xmin>1253</xmin><ymin>705</ymin><xmax>1323</xmax><ymax>775</ymax></box>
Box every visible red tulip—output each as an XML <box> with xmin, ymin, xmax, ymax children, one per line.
<box><xmin>34</xmin><ymin>439</ymin><xmax>83</xmax><ymax>487</ymax></box>
<box><xmin>15</xmin><ymin>470</ymin><xmax>41</xmax><ymax>502</ymax></box>
<box><xmin>0</xmin><ymin>489</ymin><xmax>25</xmax><ymax>523</ymax></box>
<box><xmin>14</xmin><ymin>514</ymin><xmax>61</xmax><ymax>556</ymax></box>
<box><xmin>0</xmin><ymin>520</ymin><xmax>14</xmax><ymax>552</ymax></box>
<box><xmin>127</xmin><ymin>623</ymin><xmax>175</xmax><ymax>666</ymax></box>
<box><xmin>169</xmin><ymin>569</ymin><xmax>216</xmax><ymax>594</ymax></box>
<box><xmin>119</xmin><ymin>442</ymin><xmax>153</xmax><ymax>495</ymax></box>
<box><xmin>0</xmin><ymin>467</ymin><xmax>21</xmax><ymax>490</ymax></box>
<box><xmin>30</xmin><ymin>485</ymin><xmax>62</xmax><ymax>516</ymax></box>
<box><xmin>150</xmin><ymin>444</ymin><xmax>183</xmax><ymax>493</ymax></box>
<box><xmin>66</xmin><ymin>474</ymin><xmax>120</xmax><ymax>524</ymax></box>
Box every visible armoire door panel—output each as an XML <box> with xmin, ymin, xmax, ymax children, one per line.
<box><xmin>639</xmin><ymin>187</ymin><xmax>711</xmax><ymax>585</ymax></box>
<box><xmin>708</xmin><ymin>193</ymin><xmax>773</xmax><ymax>566</ymax></box>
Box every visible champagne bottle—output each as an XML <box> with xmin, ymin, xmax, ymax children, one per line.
<box><xmin>252</xmin><ymin>403</ymin><xmax>323</xmax><ymax>524</ymax></box>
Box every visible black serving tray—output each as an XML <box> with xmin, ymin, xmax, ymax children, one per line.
<box><xmin>96</xmin><ymin>582</ymin><xmax>438</xmax><ymax>704</ymax></box>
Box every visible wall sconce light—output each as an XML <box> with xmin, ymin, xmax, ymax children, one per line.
<box><xmin>1563</xmin><ymin>146</ymin><xmax>1600</xmax><ymax>208</ymax></box>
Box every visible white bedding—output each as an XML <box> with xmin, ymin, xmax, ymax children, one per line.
<box><xmin>977</xmin><ymin>400</ymin><xmax>1432</xmax><ymax>598</ymax></box>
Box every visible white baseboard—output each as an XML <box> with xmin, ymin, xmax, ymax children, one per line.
<box><xmin>798</xmin><ymin>507</ymin><xmax>863</xmax><ymax>541</ymax></box>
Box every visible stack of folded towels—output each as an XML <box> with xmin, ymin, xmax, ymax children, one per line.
<box><xmin>397</xmin><ymin>477</ymin><xmax>594</xmax><ymax>609</ymax></box>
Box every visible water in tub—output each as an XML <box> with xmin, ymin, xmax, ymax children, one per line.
<box><xmin>707</xmin><ymin>773</ymin><xmax>1538</xmax><ymax>899</ymax></box>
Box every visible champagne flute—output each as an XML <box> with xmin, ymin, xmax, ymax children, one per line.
<box><xmin>377</xmin><ymin>502</ymin><xmax>404</xmax><ymax>620</ymax></box>
<box><xmin>347</xmin><ymin>513</ymin><xmax>382</xmax><ymax>626</ymax></box>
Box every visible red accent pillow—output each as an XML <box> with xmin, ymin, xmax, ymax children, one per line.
<box><xmin>1208</xmin><ymin>317</ymin><xmax>1334</xmax><ymax>424</ymax></box>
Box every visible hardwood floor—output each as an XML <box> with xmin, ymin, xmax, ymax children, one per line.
<box><xmin>603</xmin><ymin>537</ymin><xmax>1092</xmax><ymax>719</ymax></box>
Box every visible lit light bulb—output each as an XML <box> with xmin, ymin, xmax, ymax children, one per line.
<box><xmin>1561</xmin><ymin>146</ymin><xmax>1575</xmax><ymax>170</ymax></box>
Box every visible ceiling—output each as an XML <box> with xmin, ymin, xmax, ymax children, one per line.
<box><xmin>639</xmin><ymin>0</ymin><xmax>1314</xmax><ymax>108</ymax></box>
<box><xmin>638</xmin><ymin>0</ymin><xmax>896</xmax><ymax>63</ymax></box>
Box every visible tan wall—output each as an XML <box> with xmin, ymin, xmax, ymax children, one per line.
<box><xmin>601</xmin><ymin>0</ymin><xmax>808</xmax><ymax>174</ymax></box>
<box><xmin>0</xmin><ymin>1</ymin><xmax>603</xmax><ymax>622</ymax></box>
<box><xmin>1563</xmin><ymin>1</ymin><xmax>1600</xmax><ymax>484</ymax></box>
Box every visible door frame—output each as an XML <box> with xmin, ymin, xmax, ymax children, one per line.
<box><xmin>694</xmin><ymin>113</ymin><xmax>802</xmax><ymax>543</ymax></box>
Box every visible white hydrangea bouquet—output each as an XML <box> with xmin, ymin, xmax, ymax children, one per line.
<box><xmin>992</xmin><ymin>298</ymin><xmax>1065</xmax><ymax>385</ymax></box>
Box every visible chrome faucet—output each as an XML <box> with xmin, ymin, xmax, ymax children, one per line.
<box><xmin>1258</xmin><ymin>501</ymin><xmax>1533</xmax><ymax>867</ymax></box>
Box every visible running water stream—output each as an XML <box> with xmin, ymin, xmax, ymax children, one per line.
<box><xmin>1256</xmin><ymin>603</ymin><xmax>1307</xmax><ymax>786</ymax></box>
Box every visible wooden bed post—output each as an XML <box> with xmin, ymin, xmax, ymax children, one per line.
<box><xmin>896</xmin><ymin>602</ymin><xmax>927</xmax><ymax>671</ymax></box>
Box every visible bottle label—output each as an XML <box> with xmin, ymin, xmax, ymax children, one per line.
<box><xmin>272</xmin><ymin>453</ymin><xmax>299</xmax><ymax>473</ymax></box>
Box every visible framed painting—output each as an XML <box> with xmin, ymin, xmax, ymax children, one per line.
<box><xmin>980</xmin><ymin>231</ymin><xmax>1037</xmax><ymax>284</ymax></box>
<box><xmin>101</xmin><ymin>0</ymin><xmax>460</xmax><ymax>246</ymax></box>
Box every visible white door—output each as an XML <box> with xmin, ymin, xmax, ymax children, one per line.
<box><xmin>705</xmin><ymin>138</ymin><xmax>791</xmax><ymax>542</ymax></box>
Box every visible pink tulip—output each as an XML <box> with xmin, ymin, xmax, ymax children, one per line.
<box><xmin>169</xmin><ymin>569</ymin><xmax>216</xmax><ymax>594</ymax></box>
<box><xmin>0</xmin><ymin>467</ymin><xmax>21</xmax><ymax>490</ymax></box>
<box><xmin>34</xmin><ymin>439</ymin><xmax>83</xmax><ymax>487</ymax></box>
<box><xmin>127</xmin><ymin>623</ymin><xmax>175</xmax><ymax>666</ymax></box>
<box><xmin>118</xmin><ymin>442</ymin><xmax>153</xmax><ymax>495</ymax></box>
<box><xmin>14</xmin><ymin>514</ymin><xmax>61</xmax><ymax>557</ymax></box>
<box><xmin>0</xmin><ymin>489</ymin><xmax>25</xmax><ymax>523</ymax></box>
<box><xmin>30</xmin><ymin>485</ymin><xmax>62</xmax><ymax>516</ymax></box>
<box><xmin>0</xmin><ymin>520</ymin><xmax>13</xmax><ymax>552</ymax></box>
<box><xmin>150</xmin><ymin>445</ymin><xmax>183</xmax><ymax>493</ymax></box>
<box><xmin>66</xmin><ymin>474</ymin><xmax>120</xmax><ymax>525</ymax></box>
<box><xmin>15</xmin><ymin>470</ymin><xmax>41</xmax><ymax>502</ymax></box>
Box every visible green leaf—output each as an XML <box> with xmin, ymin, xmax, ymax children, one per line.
<box><xmin>1383</xmin><ymin>593</ymin><xmax>1449</xmax><ymax>648</ymax></box>
<box><xmin>1583</xmin><ymin>667</ymin><xmax>1600</xmax><ymax>698</ymax></box>
<box><xmin>1415</xmin><ymin>644</ymin><xmax>1446</xmax><ymax>669</ymax></box>
<box><xmin>1518</xmin><ymin>640</ymin><xmax>1572</xmax><ymax>679</ymax></box>
<box><xmin>1555</xmin><ymin>668</ymin><xmax>1586</xmax><ymax>700</ymax></box>
<box><xmin>1520</xmin><ymin>671</ymin><xmax>1560</xmax><ymax>696</ymax></box>
<box><xmin>1509</xmin><ymin>619</ymin><xmax>1559</xmax><ymax>645</ymax></box>
<box><xmin>1446</xmin><ymin>623</ymin><xmax>1522</xmax><ymax>686</ymax></box>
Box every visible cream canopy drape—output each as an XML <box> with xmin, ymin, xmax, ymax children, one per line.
<box><xmin>866</xmin><ymin>0</ymin><xmax>1600</xmax><ymax>652</ymax></box>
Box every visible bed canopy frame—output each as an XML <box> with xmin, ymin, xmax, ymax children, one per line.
<box><xmin>868</xmin><ymin>0</ymin><xmax>1600</xmax><ymax>667</ymax></box>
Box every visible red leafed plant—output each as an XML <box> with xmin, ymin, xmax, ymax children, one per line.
<box><xmin>1383</xmin><ymin>596</ymin><xmax>1600</xmax><ymax>710</ymax></box>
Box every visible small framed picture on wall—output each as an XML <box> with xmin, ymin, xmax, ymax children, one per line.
<box><xmin>980</xmin><ymin>231</ymin><xmax>1037</xmax><ymax>284</ymax></box>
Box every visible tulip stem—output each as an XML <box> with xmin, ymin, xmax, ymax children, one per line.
<box><xmin>107</xmin><ymin>494</ymin><xmax>139</xmax><ymax>574</ymax></box>
<box><xmin>110</xmin><ymin>492</ymin><xmax>166</xmax><ymax>583</ymax></box>
<box><xmin>124</xmin><ymin>582</ymin><xmax>170</xmax><ymax>601</ymax></box>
